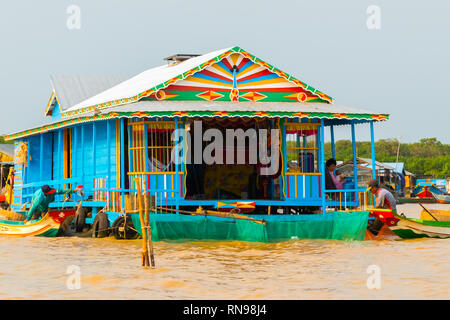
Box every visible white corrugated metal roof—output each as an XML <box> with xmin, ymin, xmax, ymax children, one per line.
<box><xmin>63</xmin><ymin>47</ymin><xmax>233</xmax><ymax>114</ymax></box>
<box><xmin>50</xmin><ymin>74</ymin><xmax>131</xmax><ymax>110</ymax></box>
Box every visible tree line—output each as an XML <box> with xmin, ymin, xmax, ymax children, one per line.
<box><xmin>325</xmin><ymin>138</ymin><xmax>450</xmax><ymax>178</ymax></box>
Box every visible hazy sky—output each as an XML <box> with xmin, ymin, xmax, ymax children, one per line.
<box><xmin>0</xmin><ymin>0</ymin><xmax>449</xmax><ymax>144</ymax></box>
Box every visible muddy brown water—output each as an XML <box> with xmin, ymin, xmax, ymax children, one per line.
<box><xmin>0</xmin><ymin>204</ymin><xmax>449</xmax><ymax>300</ymax></box>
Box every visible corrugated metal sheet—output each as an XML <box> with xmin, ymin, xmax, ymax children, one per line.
<box><xmin>383</xmin><ymin>162</ymin><xmax>405</xmax><ymax>174</ymax></box>
<box><xmin>63</xmin><ymin>47</ymin><xmax>233</xmax><ymax>113</ymax></box>
<box><xmin>50</xmin><ymin>74</ymin><xmax>131</xmax><ymax>110</ymax></box>
<box><xmin>95</xmin><ymin>100</ymin><xmax>378</xmax><ymax>115</ymax></box>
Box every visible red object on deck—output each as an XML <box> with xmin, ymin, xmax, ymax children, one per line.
<box><xmin>368</xmin><ymin>208</ymin><xmax>399</xmax><ymax>226</ymax></box>
<box><xmin>0</xmin><ymin>195</ymin><xmax>5</xmax><ymax>202</ymax></box>
<box><xmin>48</xmin><ymin>209</ymin><xmax>76</xmax><ymax>223</ymax></box>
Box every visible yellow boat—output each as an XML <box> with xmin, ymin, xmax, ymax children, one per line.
<box><xmin>420</xmin><ymin>209</ymin><xmax>450</xmax><ymax>222</ymax></box>
<box><xmin>0</xmin><ymin>209</ymin><xmax>75</xmax><ymax>237</ymax></box>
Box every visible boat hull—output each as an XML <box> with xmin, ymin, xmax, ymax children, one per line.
<box><xmin>397</xmin><ymin>197</ymin><xmax>435</xmax><ymax>204</ymax></box>
<box><xmin>0</xmin><ymin>210</ymin><xmax>76</xmax><ymax>237</ymax></box>
<box><xmin>420</xmin><ymin>209</ymin><xmax>450</xmax><ymax>222</ymax></box>
<box><xmin>433</xmin><ymin>193</ymin><xmax>450</xmax><ymax>204</ymax></box>
<box><xmin>389</xmin><ymin>216</ymin><xmax>450</xmax><ymax>239</ymax></box>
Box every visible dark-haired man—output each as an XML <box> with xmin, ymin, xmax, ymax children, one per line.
<box><xmin>367</xmin><ymin>179</ymin><xmax>397</xmax><ymax>235</ymax></box>
<box><xmin>24</xmin><ymin>185</ymin><xmax>81</xmax><ymax>223</ymax></box>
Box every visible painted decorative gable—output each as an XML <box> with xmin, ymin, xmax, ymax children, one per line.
<box><xmin>143</xmin><ymin>53</ymin><xmax>327</xmax><ymax>103</ymax></box>
<box><xmin>61</xmin><ymin>46</ymin><xmax>333</xmax><ymax>118</ymax></box>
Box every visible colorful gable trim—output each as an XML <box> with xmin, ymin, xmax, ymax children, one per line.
<box><xmin>60</xmin><ymin>46</ymin><xmax>333</xmax><ymax>119</ymax></box>
<box><xmin>5</xmin><ymin>112</ymin><xmax>389</xmax><ymax>141</ymax></box>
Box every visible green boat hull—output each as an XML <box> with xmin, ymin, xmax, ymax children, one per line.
<box><xmin>130</xmin><ymin>211</ymin><xmax>369</xmax><ymax>242</ymax></box>
<box><xmin>390</xmin><ymin>216</ymin><xmax>450</xmax><ymax>239</ymax></box>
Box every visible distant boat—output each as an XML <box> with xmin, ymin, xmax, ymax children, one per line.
<box><xmin>0</xmin><ymin>209</ymin><xmax>75</xmax><ymax>237</ymax></box>
<box><xmin>432</xmin><ymin>192</ymin><xmax>450</xmax><ymax>204</ymax></box>
<box><xmin>411</xmin><ymin>184</ymin><xmax>444</xmax><ymax>198</ymax></box>
<box><xmin>397</xmin><ymin>197</ymin><xmax>435</xmax><ymax>204</ymax></box>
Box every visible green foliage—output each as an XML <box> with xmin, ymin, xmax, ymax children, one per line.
<box><xmin>0</xmin><ymin>136</ymin><xmax>13</xmax><ymax>144</ymax></box>
<box><xmin>325</xmin><ymin>138</ymin><xmax>450</xmax><ymax>177</ymax></box>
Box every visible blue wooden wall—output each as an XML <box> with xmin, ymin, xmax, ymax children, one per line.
<box><xmin>18</xmin><ymin>119</ymin><xmax>118</xmax><ymax>206</ymax></box>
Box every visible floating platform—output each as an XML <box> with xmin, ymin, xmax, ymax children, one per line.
<box><xmin>130</xmin><ymin>211</ymin><xmax>369</xmax><ymax>242</ymax></box>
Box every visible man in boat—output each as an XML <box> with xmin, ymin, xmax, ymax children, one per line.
<box><xmin>24</xmin><ymin>185</ymin><xmax>81</xmax><ymax>223</ymax></box>
<box><xmin>367</xmin><ymin>179</ymin><xmax>398</xmax><ymax>235</ymax></box>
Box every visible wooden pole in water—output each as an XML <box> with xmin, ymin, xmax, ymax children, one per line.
<box><xmin>135</xmin><ymin>177</ymin><xmax>150</xmax><ymax>267</ymax></box>
<box><xmin>144</xmin><ymin>190</ymin><xmax>156</xmax><ymax>268</ymax></box>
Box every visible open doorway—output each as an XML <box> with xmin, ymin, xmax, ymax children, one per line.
<box><xmin>185</xmin><ymin>118</ymin><xmax>282</xmax><ymax>201</ymax></box>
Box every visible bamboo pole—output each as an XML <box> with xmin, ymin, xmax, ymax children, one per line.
<box><xmin>144</xmin><ymin>190</ymin><xmax>156</xmax><ymax>268</ymax></box>
<box><xmin>155</xmin><ymin>206</ymin><xmax>267</xmax><ymax>225</ymax></box>
<box><xmin>135</xmin><ymin>177</ymin><xmax>150</xmax><ymax>267</ymax></box>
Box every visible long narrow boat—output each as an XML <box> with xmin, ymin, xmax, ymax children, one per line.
<box><xmin>367</xmin><ymin>207</ymin><xmax>450</xmax><ymax>239</ymax></box>
<box><xmin>420</xmin><ymin>209</ymin><xmax>450</xmax><ymax>222</ymax></box>
<box><xmin>432</xmin><ymin>193</ymin><xmax>450</xmax><ymax>204</ymax></box>
<box><xmin>389</xmin><ymin>215</ymin><xmax>450</xmax><ymax>239</ymax></box>
<box><xmin>0</xmin><ymin>210</ymin><xmax>75</xmax><ymax>237</ymax></box>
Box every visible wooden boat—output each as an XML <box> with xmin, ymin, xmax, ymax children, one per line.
<box><xmin>432</xmin><ymin>193</ymin><xmax>450</xmax><ymax>204</ymax></box>
<box><xmin>420</xmin><ymin>209</ymin><xmax>450</xmax><ymax>222</ymax></box>
<box><xmin>397</xmin><ymin>197</ymin><xmax>435</xmax><ymax>204</ymax></box>
<box><xmin>389</xmin><ymin>215</ymin><xmax>450</xmax><ymax>239</ymax></box>
<box><xmin>368</xmin><ymin>207</ymin><xmax>450</xmax><ymax>239</ymax></box>
<box><xmin>0</xmin><ymin>209</ymin><xmax>76</xmax><ymax>237</ymax></box>
<box><xmin>411</xmin><ymin>185</ymin><xmax>444</xmax><ymax>198</ymax></box>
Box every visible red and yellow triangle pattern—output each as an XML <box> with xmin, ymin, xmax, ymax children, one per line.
<box><xmin>197</xmin><ymin>91</ymin><xmax>224</xmax><ymax>101</ymax></box>
<box><xmin>240</xmin><ymin>91</ymin><xmax>267</xmax><ymax>102</ymax></box>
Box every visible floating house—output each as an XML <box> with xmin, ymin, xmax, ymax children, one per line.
<box><xmin>4</xmin><ymin>46</ymin><xmax>389</xmax><ymax>241</ymax></box>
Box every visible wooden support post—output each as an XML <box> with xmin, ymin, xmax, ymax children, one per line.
<box><xmin>93</xmin><ymin>122</ymin><xmax>97</xmax><ymax>177</ymax></box>
<box><xmin>39</xmin><ymin>134</ymin><xmax>44</xmax><ymax>181</ymax></box>
<box><xmin>330</xmin><ymin>124</ymin><xmax>335</xmax><ymax>159</ymax></box>
<box><xmin>107</xmin><ymin>120</ymin><xmax>111</xmax><ymax>196</ymax></box>
<box><xmin>174</xmin><ymin>117</ymin><xmax>180</xmax><ymax>210</ymax></box>
<box><xmin>370</xmin><ymin>121</ymin><xmax>376</xmax><ymax>180</ymax></box>
<box><xmin>120</xmin><ymin>119</ymin><xmax>126</xmax><ymax>209</ymax></box>
<box><xmin>281</xmin><ymin>119</ymin><xmax>288</xmax><ymax>200</ymax></box>
<box><xmin>319</xmin><ymin>120</ymin><xmax>326</xmax><ymax>214</ymax></box>
<box><xmin>351</xmin><ymin>122</ymin><xmax>358</xmax><ymax>206</ymax></box>
<box><xmin>81</xmin><ymin>125</ymin><xmax>85</xmax><ymax>188</ymax></box>
<box><xmin>135</xmin><ymin>177</ymin><xmax>150</xmax><ymax>267</ymax></box>
<box><xmin>128</xmin><ymin>123</ymin><xmax>133</xmax><ymax>189</ymax></box>
<box><xmin>144</xmin><ymin>191</ymin><xmax>156</xmax><ymax>268</ymax></box>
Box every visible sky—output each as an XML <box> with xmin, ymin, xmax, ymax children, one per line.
<box><xmin>0</xmin><ymin>0</ymin><xmax>449</xmax><ymax>144</ymax></box>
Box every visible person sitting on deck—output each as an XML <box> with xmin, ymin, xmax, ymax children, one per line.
<box><xmin>367</xmin><ymin>179</ymin><xmax>398</xmax><ymax>235</ymax></box>
<box><xmin>325</xmin><ymin>158</ymin><xmax>348</xmax><ymax>199</ymax></box>
<box><xmin>325</xmin><ymin>158</ymin><xmax>337</xmax><ymax>191</ymax></box>
<box><xmin>24</xmin><ymin>185</ymin><xmax>81</xmax><ymax>223</ymax></box>
<box><xmin>334</xmin><ymin>169</ymin><xmax>345</xmax><ymax>190</ymax></box>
